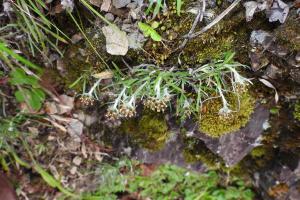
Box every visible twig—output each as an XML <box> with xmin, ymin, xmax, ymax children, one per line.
<box><xmin>178</xmin><ymin>0</ymin><xmax>206</xmax><ymax>50</ymax></box>
<box><xmin>185</xmin><ymin>0</ymin><xmax>242</xmax><ymax>39</ymax></box>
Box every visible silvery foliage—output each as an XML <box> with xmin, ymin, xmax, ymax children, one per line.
<box><xmin>244</xmin><ymin>0</ymin><xmax>290</xmax><ymax>23</ymax></box>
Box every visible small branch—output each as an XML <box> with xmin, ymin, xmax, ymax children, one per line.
<box><xmin>177</xmin><ymin>0</ymin><xmax>206</xmax><ymax>50</ymax></box>
<box><xmin>184</xmin><ymin>0</ymin><xmax>242</xmax><ymax>39</ymax></box>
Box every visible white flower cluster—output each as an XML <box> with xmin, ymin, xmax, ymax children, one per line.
<box><xmin>61</xmin><ymin>0</ymin><xmax>74</xmax><ymax>12</ymax></box>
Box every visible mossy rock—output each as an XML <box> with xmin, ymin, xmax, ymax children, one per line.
<box><xmin>274</xmin><ymin>11</ymin><xmax>300</xmax><ymax>52</ymax></box>
<box><xmin>182</xmin><ymin>136</ymin><xmax>249</xmax><ymax>176</ymax></box>
<box><xmin>293</xmin><ymin>101</ymin><xmax>300</xmax><ymax>121</ymax></box>
<box><xmin>183</xmin><ymin>148</ymin><xmax>221</xmax><ymax>169</ymax></box>
<box><xmin>62</xmin><ymin>28</ymin><xmax>122</xmax><ymax>92</ymax></box>
<box><xmin>138</xmin><ymin>3</ymin><xmax>249</xmax><ymax>66</ymax></box>
<box><xmin>120</xmin><ymin>111</ymin><xmax>169</xmax><ymax>151</ymax></box>
<box><xmin>199</xmin><ymin>90</ymin><xmax>255</xmax><ymax>137</ymax></box>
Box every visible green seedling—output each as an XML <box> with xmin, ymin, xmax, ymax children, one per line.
<box><xmin>138</xmin><ymin>22</ymin><xmax>162</xmax><ymax>42</ymax></box>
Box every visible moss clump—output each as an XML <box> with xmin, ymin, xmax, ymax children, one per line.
<box><xmin>183</xmin><ymin>149</ymin><xmax>221</xmax><ymax>169</ymax></box>
<box><xmin>120</xmin><ymin>111</ymin><xmax>169</xmax><ymax>151</ymax></box>
<box><xmin>199</xmin><ymin>90</ymin><xmax>255</xmax><ymax>137</ymax></box>
<box><xmin>250</xmin><ymin>146</ymin><xmax>267</xmax><ymax>158</ymax></box>
<box><xmin>183</xmin><ymin>28</ymin><xmax>234</xmax><ymax>64</ymax></box>
<box><xmin>181</xmin><ymin>135</ymin><xmax>221</xmax><ymax>168</ymax></box>
<box><xmin>182</xmin><ymin>10</ymin><xmax>248</xmax><ymax>65</ymax></box>
<box><xmin>293</xmin><ymin>101</ymin><xmax>300</xmax><ymax>121</ymax></box>
<box><xmin>274</xmin><ymin>11</ymin><xmax>300</xmax><ymax>51</ymax></box>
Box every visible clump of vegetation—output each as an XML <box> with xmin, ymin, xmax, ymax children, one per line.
<box><xmin>293</xmin><ymin>101</ymin><xmax>300</xmax><ymax>121</ymax></box>
<box><xmin>199</xmin><ymin>89</ymin><xmax>255</xmax><ymax>137</ymax></box>
<box><xmin>106</xmin><ymin>52</ymin><xmax>251</xmax><ymax>122</ymax></box>
<box><xmin>121</xmin><ymin>111</ymin><xmax>169</xmax><ymax>151</ymax></box>
<box><xmin>274</xmin><ymin>11</ymin><xmax>300</xmax><ymax>51</ymax></box>
<box><xmin>85</xmin><ymin>159</ymin><xmax>255</xmax><ymax>200</ymax></box>
<box><xmin>146</xmin><ymin>0</ymin><xmax>183</xmax><ymax>17</ymax></box>
<box><xmin>0</xmin><ymin>42</ymin><xmax>45</xmax><ymax>111</ymax></box>
<box><xmin>11</xmin><ymin>0</ymin><xmax>68</xmax><ymax>57</ymax></box>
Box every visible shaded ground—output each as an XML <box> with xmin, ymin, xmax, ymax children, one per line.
<box><xmin>0</xmin><ymin>0</ymin><xmax>300</xmax><ymax>199</ymax></box>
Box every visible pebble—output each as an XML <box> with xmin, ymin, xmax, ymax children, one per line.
<box><xmin>127</xmin><ymin>2</ymin><xmax>137</xmax><ymax>9</ymax></box>
<box><xmin>112</xmin><ymin>0</ymin><xmax>130</xmax><ymax>9</ymax></box>
<box><xmin>70</xmin><ymin>166</ymin><xmax>77</xmax><ymax>175</ymax></box>
<box><xmin>105</xmin><ymin>13</ymin><xmax>115</xmax><ymax>22</ymax></box>
<box><xmin>72</xmin><ymin>156</ymin><xmax>82</xmax><ymax>166</ymax></box>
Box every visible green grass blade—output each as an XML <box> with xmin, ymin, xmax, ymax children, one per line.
<box><xmin>0</xmin><ymin>42</ymin><xmax>42</xmax><ymax>72</ymax></box>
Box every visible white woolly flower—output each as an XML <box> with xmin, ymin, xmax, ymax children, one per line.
<box><xmin>218</xmin><ymin>106</ymin><xmax>232</xmax><ymax>116</ymax></box>
<box><xmin>61</xmin><ymin>0</ymin><xmax>74</xmax><ymax>12</ymax></box>
<box><xmin>217</xmin><ymin>87</ymin><xmax>232</xmax><ymax>116</ymax></box>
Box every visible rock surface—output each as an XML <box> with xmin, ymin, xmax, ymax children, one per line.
<box><xmin>133</xmin><ymin>133</ymin><xmax>206</xmax><ymax>172</ymax></box>
<box><xmin>193</xmin><ymin>104</ymin><xmax>270</xmax><ymax>166</ymax></box>
<box><xmin>112</xmin><ymin>0</ymin><xmax>131</xmax><ymax>8</ymax></box>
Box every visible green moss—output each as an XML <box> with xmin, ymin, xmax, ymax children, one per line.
<box><xmin>199</xmin><ymin>90</ymin><xmax>255</xmax><ymax>137</ymax></box>
<box><xmin>182</xmin><ymin>10</ymin><xmax>248</xmax><ymax>65</ymax></box>
<box><xmin>182</xmin><ymin>136</ymin><xmax>249</xmax><ymax>177</ymax></box>
<box><xmin>190</xmin><ymin>35</ymin><xmax>233</xmax><ymax>64</ymax></box>
<box><xmin>183</xmin><ymin>149</ymin><xmax>221</xmax><ymax>169</ymax></box>
<box><xmin>133</xmin><ymin>3</ymin><xmax>249</xmax><ymax>66</ymax></box>
<box><xmin>62</xmin><ymin>27</ymin><xmax>123</xmax><ymax>92</ymax></box>
<box><xmin>120</xmin><ymin>111</ymin><xmax>169</xmax><ymax>151</ymax></box>
<box><xmin>181</xmin><ymin>135</ymin><xmax>222</xmax><ymax>168</ymax></box>
<box><xmin>274</xmin><ymin>11</ymin><xmax>300</xmax><ymax>51</ymax></box>
<box><xmin>294</xmin><ymin>101</ymin><xmax>300</xmax><ymax>121</ymax></box>
<box><xmin>250</xmin><ymin>146</ymin><xmax>267</xmax><ymax>158</ymax></box>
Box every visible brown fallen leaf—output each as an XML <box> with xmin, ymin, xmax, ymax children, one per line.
<box><xmin>92</xmin><ymin>70</ymin><xmax>114</xmax><ymax>79</ymax></box>
<box><xmin>102</xmin><ymin>25</ymin><xmax>129</xmax><ymax>55</ymax></box>
<box><xmin>101</xmin><ymin>0</ymin><xmax>111</xmax><ymax>11</ymax></box>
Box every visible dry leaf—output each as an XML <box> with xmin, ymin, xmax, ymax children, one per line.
<box><xmin>102</xmin><ymin>25</ymin><xmax>129</xmax><ymax>55</ymax></box>
<box><xmin>81</xmin><ymin>143</ymin><xmax>88</xmax><ymax>158</ymax></box>
<box><xmin>259</xmin><ymin>78</ymin><xmax>279</xmax><ymax>103</ymax></box>
<box><xmin>101</xmin><ymin>0</ymin><xmax>111</xmax><ymax>11</ymax></box>
<box><xmin>67</xmin><ymin>119</ymin><xmax>84</xmax><ymax>142</ymax></box>
<box><xmin>43</xmin><ymin>117</ymin><xmax>67</xmax><ymax>132</ymax></box>
<box><xmin>72</xmin><ymin>156</ymin><xmax>82</xmax><ymax>166</ymax></box>
<box><xmin>71</xmin><ymin>33</ymin><xmax>83</xmax><ymax>44</ymax></box>
<box><xmin>92</xmin><ymin>70</ymin><xmax>114</xmax><ymax>79</ymax></box>
<box><xmin>89</xmin><ymin>0</ymin><xmax>102</xmax><ymax>7</ymax></box>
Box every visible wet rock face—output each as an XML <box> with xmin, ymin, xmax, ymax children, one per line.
<box><xmin>133</xmin><ymin>133</ymin><xmax>206</xmax><ymax>172</ymax></box>
<box><xmin>253</xmin><ymin>157</ymin><xmax>300</xmax><ymax>200</ymax></box>
<box><xmin>192</xmin><ymin>104</ymin><xmax>270</xmax><ymax>167</ymax></box>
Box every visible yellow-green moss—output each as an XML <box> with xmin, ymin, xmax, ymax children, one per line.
<box><xmin>250</xmin><ymin>146</ymin><xmax>267</xmax><ymax>158</ymax></box>
<box><xmin>199</xmin><ymin>90</ymin><xmax>255</xmax><ymax>137</ymax></box>
<box><xmin>294</xmin><ymin>101</ymin><xmax>300</xmax><ymax>121</ymax></box>
<box><xmin>120</xmin><ymin>111</ymin><xmax>169</xmax><ymax>151</ymax></box>
<box><xmin>182</xmin><ymin>135</ymin><xmax>222</xmax><ymax>168</ymax></box>
<box><xmin>183</xmin><ymin>149</ymin><xmax>221</xmax><ymax>169</ymax></box>
<box><xmin>182</xmin><ymin>137</ymin><xmax>248</xmax><ymax>176</ymax></box>
<box><xmin>182</xmin><ymin>10</ymin><xmax>248</xmax><ymax>65</ymax></box>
